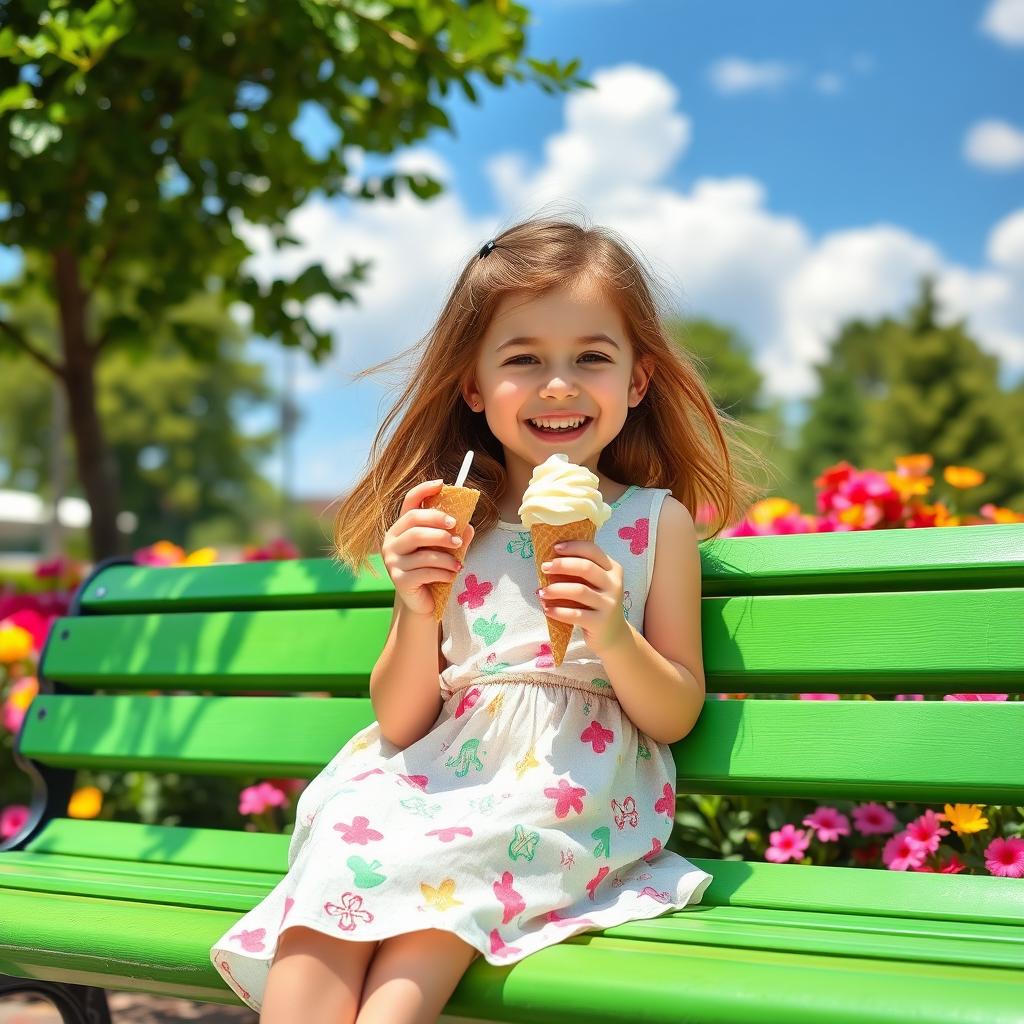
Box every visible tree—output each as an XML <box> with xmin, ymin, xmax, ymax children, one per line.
<box><xmin>796</xmin><ymin>276</ymin><xmax>1024</xmax><ymax>510</ymax></box>
<box><xmin>0</xmin><ymin>1</ymin><xmax>588</xmax><ymax>559</ymax></box>
<box><xmin>0</xmin><ymin>259</ymin><xmax>284</xmax><ymax>556</ymax></box>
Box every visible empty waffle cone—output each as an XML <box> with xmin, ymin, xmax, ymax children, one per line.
<box><xmin>423</xmin><ymin>484</ymin><xmax>481</xmax><ymax>622</ymax></box>
<box><xmin>531</xmin><ymin>518</ymin><xmax>597</xmax><ymax>666</ymax></box>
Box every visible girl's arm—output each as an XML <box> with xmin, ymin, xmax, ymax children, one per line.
<box><xmin>369</xmin><ymin>596</ymin><xmax>444</xmax><ymax>748</ymax></box>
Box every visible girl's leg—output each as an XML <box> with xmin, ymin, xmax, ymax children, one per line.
<box><xmin>260</xmin><ymin>924</ymin><xmax>379</xmax><ymax>1024</ymax></box>
<box><xmin>355</xmin><ymin>928</ymin><xmax>480</xmax><ymax>1024</ymax></box>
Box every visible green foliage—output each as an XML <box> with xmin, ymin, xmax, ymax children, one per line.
<box><xmin>0</xmin><ymin>0</ymin><xmax>588</xmax><ymax>362</ymax></box>
<box><xmin>796</xmin><ymin>276</ymin><xmax>1024</xmax><ymax>510</ymax></box>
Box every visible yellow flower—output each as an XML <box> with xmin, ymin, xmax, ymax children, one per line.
<box><xmin>181</xmin><ymin>546</ymin><xmax>218</xmax><ymax>566</ymax></box>
<box><xmin>747</xmin><ymin>497</ymin><xmax>801</xmax><ymax>526</ymax></box>
<box><xmin>886</xmin><ymin>470</ymin><xmax>932</xmax><ymax>501</ymax></box>
<box><xmin>7</xmin><ymin>676</ymin><xmax>38</xmax><ymax>711</ymax></box>
<box><xmin>939</xmin><ymin>803</ymin><xmax>989</xmax><ymax>836</ymax></box>
<box><xmin>0</xmin><ymin>624</ymin><xmax>34</xmax><ymax>664</ymax></box>
<box><xmin>943</xmin><ymin>466</ymin><xmax>985</xmax><ymax>489</ymax></box>
<box><xmin>67</xmin><ymin>786</ymin><xmax>103</xmax><ymax>819</ymax></box>
<box><xmin>837</xmin><ymin>503</ymin><xmax>868</xmax><ymax>527</ymax></box>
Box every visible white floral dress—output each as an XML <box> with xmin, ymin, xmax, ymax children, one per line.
<box><xmin>209</xmin><ymin>483</ymin><xmax>712</xmax><ymax>1013</ymax></box>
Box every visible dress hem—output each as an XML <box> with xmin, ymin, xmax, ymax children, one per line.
<box><xmin>210</xmin><ymin>869</ymin><xmax>712</xmax><ymax>1014</ymax></box>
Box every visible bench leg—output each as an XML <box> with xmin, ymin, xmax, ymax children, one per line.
<box><xmin>0</xmin><ymin>975</ymin><xmax>111</xmax><ymax>1024</ymax></box>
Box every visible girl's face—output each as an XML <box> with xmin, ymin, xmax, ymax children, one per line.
<box><xmin>463</xmin><ymin>280</ymin><xmax>652</xmax><ymax>494</ymax></box>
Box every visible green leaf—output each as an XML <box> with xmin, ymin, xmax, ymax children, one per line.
<box><xmin>0</xmin><ymin>83</ymin><xmax>38</xmax><ymax>115</ymax></box>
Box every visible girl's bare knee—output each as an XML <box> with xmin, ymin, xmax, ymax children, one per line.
<box><xmin>356</xmin><ymin>928</ymin><xmax>479</xmax><ymax>1024</ymax></box>
<box><xmin>261</xmin><ymin>925</ymin><xmax>378</xmax><ymax>1024</ymax></box>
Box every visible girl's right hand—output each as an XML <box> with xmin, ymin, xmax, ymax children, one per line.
<box><xmin>381</xmin><ymin>479</ymin><xmax>476</xmax><ymax>617</ymax></box>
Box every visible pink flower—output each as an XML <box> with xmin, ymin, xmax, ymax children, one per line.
<box><xmin>544</xmin><ymin>778</ymin><xmax>587</xmax><ymax>818</ymax></box>
<box><xmin>852</xmin><ymin>802</ymin><xmax>898</xmax><ymax>837</ymax></box>
<box><xmin>882</xmin><ymin>831</ymin><xmax>927</xmax><ymax>871</ymax></box>
<box><xmin>802</xmin><ymin>806</ymin><xmax>851</xmax><ymax>842</ymax></box>
<box><xmin>580</xmin><ymin>720</ymin><xmax>615</xmax><ymax>753</ymax></box>
<box><xmin>0</xmin><ymin>804</ymin><xmax>29</xmax><ymax>841</ymax></box>
<box><xmin>904</xmin><ymin>809</ymin><xmax>949</xmax><ymax>855</ymax></box>
<box><xmin>943</xmin><ymin>693</ymin><xmax>1008</xmax><ymax>701</ymax></box>
<box><xmin>799</xmin><ymin>693</ymin><xmax>840</xmax><ymax>701</ymax></box>
<box><xmin>983</xmin><ymin>837</ymin><xmax>1024</xmax><ymax>878</ymax></box>
<box><xmin>239</xmin><ymin>781</ymin><xmax>288</xmax><ymax>816</ymax></box>
<box><xmin>765</xmin><ymin>823</ymin><xmax>810</xmax><ymax>863</ymax></box>
<box><xmin>914</xmin><ymin>853</ymin><xmax>967</xmax><ymax>874</ymax></box>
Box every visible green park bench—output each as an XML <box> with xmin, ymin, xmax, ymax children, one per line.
<box><xmin>1</xmin><ymin>523</ymin><xmax>1022</xmax><ymax>1023</ymax></box>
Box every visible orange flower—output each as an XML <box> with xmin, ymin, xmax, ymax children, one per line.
<box><xmin>67</xmin><ymin>786</ymin><xmax>103</xmax><ymax>819</ymax></box>
<box><xmin>943</xmin><ymin>466</ymin><xmax>985</xmax><ymax>489</ymax></box>
<box><xmin>885</xmin><ymin>470</ymin><xmax>932</xmax><ymax>501</ymax></box>
<box><xmin>931</xmin><ymin>503</ymin><xmax>959</xmax><ymax>527</ymax></box>
<box><xmin>895</xmin><ymin>454</ymin><xmax>933</xmax><ymax>478</ymax></box>
<box><xmin>980</xmin><ymin>503</ymin><xmax>1024</xmax><ymax>524</ymax></box>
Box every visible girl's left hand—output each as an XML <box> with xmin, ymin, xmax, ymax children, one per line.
<box><xmin>536</xmin><ymin>539</ymin><xmax>631</xmax><ymax>656</ymax></box>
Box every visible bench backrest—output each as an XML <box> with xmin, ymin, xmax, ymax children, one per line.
<box><xmin>9</xmin><ymin>523</ymin><xmax>1023</xmax><ymax>856</ymax></box>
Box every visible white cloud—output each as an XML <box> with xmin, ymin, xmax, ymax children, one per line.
<box><xmin>488</xmin><ymin>64</ymin><xmax>690</xmax><ymax>212</ymax></box>
<box><xmin>964</xmin><ymin>119</ymin><xmax>1024</xmax><ymax>171</ymax></box>
<box><xmin>707</xmin><ymin>57</ymin><xmax>798</xmax><ymax>95</ymax></box>
<box><xmin>981</xmin><ymin>0</ymin><xmax>1024</xmax><ymax>45</ymax></box>
<box><xmin>234</xmin><ymin>63</ymin><xmax>1024</xmax><ymax>495</ymax></box>
<box><xmin>988</xmin><ymin>208</ymin><xmax>1024</xmax><ymax>272</ymax></box>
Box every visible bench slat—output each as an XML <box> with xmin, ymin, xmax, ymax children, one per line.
<box><xmin>1</xmin><ymin>855</ymin><xmax>1021</xmax><ymax>971</ymax></box>
<box><xmin>2</xmin><ymin>888</ymin><xmax>1021</xmax><ymax>1023</ymax></box>
<box><xmin>74</xmin><ymin>524</ymin><xmax>1024</xmax><ymax>613</ymax></box>
<box><xmin>18</xmin><ymin>696</ymin><xmax>1024</xmax><ymax>803</ymax></box>
<box><xmin>697</xmin><ymin>522</ymin><xmax>1024</xmax><ymax>596</ymax></box>
<box><xmin>18</xmin><ymin>820</ymin><xmax>1024</xmax><ymax>929</ymax></box>
<box><xmin>41</xmin><ymin>588</ymin><xmax>1024</xmax><ymax>693</ymax></box>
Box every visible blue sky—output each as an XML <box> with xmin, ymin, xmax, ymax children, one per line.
<box><xmin>3</xmin><ymin>0</ymin><xmax>1023</xmax><ymax>505</ymax></box>
<box><xmin>422</xmin><ymin>0</ymin><xmax>1022</xmax><ymax>268</ymax></box>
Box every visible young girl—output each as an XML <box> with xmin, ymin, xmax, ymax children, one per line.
<box><xmin>210</xmin><ymin>213</ymin><xmax>765</xmax><ymax>1024</ymax></box>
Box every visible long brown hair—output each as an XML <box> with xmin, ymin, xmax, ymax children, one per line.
<box><xmin>331</xmin><ymin>211</ymin><xmax>772</xmax><ymax>577</ymax></box>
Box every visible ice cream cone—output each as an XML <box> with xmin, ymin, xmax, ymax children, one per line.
<box><xmin>423</xmin><ymin>484</ymin><xmax>481</xmax><ymax>622</ymax></box>
<box><xmin>531</xmin><ymin>518</ymin><xmax>596</xmax><ymax>666</ymax></box>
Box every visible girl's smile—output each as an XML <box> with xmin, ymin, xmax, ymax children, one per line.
<box><xmin>524</xmin><ymin>414</ymin><xmax>594</xmax><ymax>442</ymax></box>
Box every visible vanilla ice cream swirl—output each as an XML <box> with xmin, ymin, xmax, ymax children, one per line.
<box><xmin>517</xmin><ymin>453</ymin><xmax>613</xmax><ymax>529</ymax></box>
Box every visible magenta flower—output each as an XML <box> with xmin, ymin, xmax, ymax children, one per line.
<box><xmin>984</xmin><ymin>837</ymin><xmax>1024</xmax><ymax>878</ymax></box>
<box><xmin>943</xmin><ymin>693</ymin><xmax>1008</xmax><ymax>701</ymax></box>
<box><xmin>799</xmin><ymin>693</ymin><xmax>840</xmax><ymax>701</ymax></box>
<box><xmin>905</xmin><ymin>809</ymin><xmax>949</xmax><ymax>855</ymax></box>
<box><xmin>239</xmin><ymin>781</ymin><xmax>288</xmax><ymax>816</ymax></box>
<box><xmin>0</xmin><ymin>804</ymin><xmax>29</xmax><ymax>840</ymax></box>
<box><xmin>580</xmin><ymin>720</ymin><xmax>615</xmax><ymax>753</ymax></box>
<box><xmin>765</xmin><ymin>823</ymin><xmax>810</xmax><ymax>863</ymax></box>
<box><xmin>802</xmin><ymin>806</ymin><xmax>851</xmax><ymax>842</ymax></box>
<box><xmin>852</xmin><ymin>802</ymin><xmax>898</xmax><ymax>836</ymax></box>
<box><xmin>882</xmin><ymin>831</ymin><xmax>927</xmax><ymax>871</ymax></box>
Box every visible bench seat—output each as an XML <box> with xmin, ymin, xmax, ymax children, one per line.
<box><xmin>3</xmin><ymin>823</ymin><xmax>1023</xmax><ymax>1023</ymax></box>
<box><xmin>1</xmin><ymin>523</ymin><xmax>1022</xmax><ymax>1022</ymax></box>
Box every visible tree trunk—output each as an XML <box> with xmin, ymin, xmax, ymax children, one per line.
<box><xmin>53</xmin><ymin>245</ymin><xmax>126</xmax><ymax>561</ymax></box>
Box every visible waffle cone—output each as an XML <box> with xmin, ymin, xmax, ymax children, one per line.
<box><xmin>531</xmin><ymin>518</ymin><xmax>597</xmax><ymax>666</ymax></box>
<box><xmin>423</xmin><ymin>485</ymin><xmax>481</xmax><ymax>622</ymax></box>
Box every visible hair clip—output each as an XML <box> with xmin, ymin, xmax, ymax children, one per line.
<box><xmin>478</xmin><ymin>239</ymin><xmax>496</xmax><ymax>259</ymax></box>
